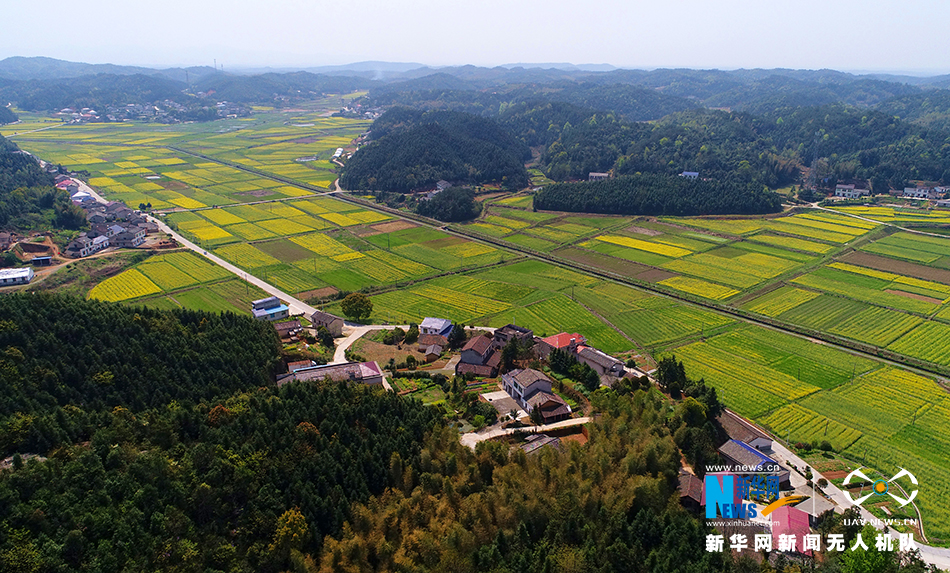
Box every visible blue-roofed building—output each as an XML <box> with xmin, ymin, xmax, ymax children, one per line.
<box><xmin>251</xmin><ymin>296</ymin><xmax>290</xmax><ymax>321</ymax></box>
<box><xmin>718</xmin><ymin>439</ymin><xmax>790</xmax><ymax>485</ymax></box>
<box><xmin>420</xmin><ymin>317</ymin><xmax>453</xmax><ymax>337</ymax></box>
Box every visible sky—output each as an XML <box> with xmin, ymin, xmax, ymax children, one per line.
<box><xmin>3</xmin><ymin>0</ymin><xmax>949</xmax><ymax>74</ymax></box>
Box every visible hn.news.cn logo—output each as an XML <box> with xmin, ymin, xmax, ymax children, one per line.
<box><xmin>843</xmin><ymin>467</ymin><xmax>918</xmax><ymax>507</ymax></box>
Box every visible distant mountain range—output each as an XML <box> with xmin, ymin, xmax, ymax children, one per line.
<box><xmin>0</xmin><ymin>56</ymin><xmax>216</xmax><ymax>83</ymax></box>
<box><xmin>4</xmin><ymin>56</ymin><xmax>950</xmax><ymax>87</ymax></box>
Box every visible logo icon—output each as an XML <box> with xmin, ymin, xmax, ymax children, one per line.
<box><xmin>843</xmin><ymin>467</ymin><xmax>918</xmax><ymax>507</ymax></box>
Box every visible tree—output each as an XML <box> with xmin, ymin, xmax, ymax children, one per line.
<box><xmin>405</xmin><ymin>323</ymin><xmax>419</xmax><ymax>344</ymax></box>
<box><xmin>447</xmin><ymin>323</ymin><xmax>467</xmax><ymax>349</ymax></box>
<box><xmin>269</xmin><ymin>508</ymin><xmax>310</xmax><ymax>564</ymax></box>
<box><xmin>315</xmin><ymin>326</ymin><xmax>334</xmax><ymax>348</ymax></box>
<box><xmin>340</xmin><ymin>293</ymin><xmax>372</xmax><ymax>323</ymax></box>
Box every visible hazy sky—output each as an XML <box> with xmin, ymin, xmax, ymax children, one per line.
<box><xmin>3</xmin><ymin>0</ymin><xmax>948</xmax><ymax>73</ymax></box>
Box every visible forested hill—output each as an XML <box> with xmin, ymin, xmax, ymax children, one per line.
<box><xmin>0</xmin><ymin>294</ymin><xmax>282</xmax><ymax>455</ymax></box>
<box><xmin>0</xmin><ymin>134</ymin><xmax>87</xmax><ymax>230</ymax></box>
<box><xmin>0</xmin><ymin>381</ymin><xmax>441</xmax><ymax>572</ymax></box>
<box><xmin>368</xmin><ymin>82</ymin><xmax>698</xmax><ymax>122</ymax></box>
<box><xmin>0</xmin><ymin>133</ymin><xmax>52</xmax><ymax>192</ymax></box>
<box><xmin>193</xmin><ymin>71</ymin><xmax>376</xmax><ymax>102</ymax></box>
<box><xmin>0</xmin><ymin>74</ymin><xmax>188</xmax><ymax>112</ymax></box>
<box><xmin>508</xmin><ymin>104</ymin><xmax>950</xmax><ymax>189</ymax></box>
<box><xmin>534</xmin><ymin>174</ymin><xmax>784</xmax><ymax>216</ymax></box>
<box><xmin>339</xmin><ymin>108</ymin><xmax>531</xmax><ymax>192</ymax></box>
<box><xmin>0</xmin><ymin>106</ymin><xmax>16</xmax><ymax>124</ymax></box>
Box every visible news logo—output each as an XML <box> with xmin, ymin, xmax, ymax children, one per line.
<box><xmin>843</xmin><ymin>467</ymin><xmax>918</xmax><ymax>507</ymax></box>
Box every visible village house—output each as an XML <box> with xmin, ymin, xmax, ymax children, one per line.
<box><xmin>718</xmin><ymin>439</ymin><xmax>790</xmax><ymax>485</ymax></box>
<box><xmin>286</xmin><ymin>359</ymin><xmax>316</xmax><ymax>373</ymax></box>
<box><xmin>903</xmin><ymin>186</ymin><xmax>943</xmax><ymax>200</ymax></box>
<box><xmin>65</xmin><ymin>235</ymin><xmax>110</xmax><ymax>258</ymax></box>
<box><xmin>0</xmin><ymin>268</ymin><xmax>34</xmax><ymax>286</ymax></box>
<box><xmin>273</xmin><ymin>319</ymin><xmax>302</xmax><ymax>340</ymax></box>
<box><xmin>588</xmin><ymin>172</ymin><xmax>610</xmax><ymax>181</ymax></box>
<box><xmin>678</xmin><ymin>470</ymin><xmax>704</xmax><ymax>513</ymax></box>
<box><xmin>456</xmin><ymin>334</ymin><xmax>500</xmax><ymax>377</ymax></box>
<box><xmin>536</xmin><ymin>332</ymin><xmax>585</xmax><ymax>359</ymax></box>
<box><xmin>679</xmin><ymin>171</ymin><xmax>699</xmax><ymax>180</ymax></box>
<box><xmin>718</xmin><ymin>410</ymin><xmax>774</xmax><ymax>451</ymax></box>
<box><xmin>501</xmin><ymin>368</ymin><xmax>571</xmax><ymax>424</ymax></box>
<box><xmin>111</xmin><ymin>227</ymin><xmax>146</xmax><ymax>248</ymax></box>
<box><xmin>279</xmin><ymin>361</ymin><xmax>384</xmax><ymax>387</ymax></box>
<box><xmin>576</xmin><ymin>345</ymin><xmax>625</xmax><ymax>377</ymax></box>
<box><xmin>250</xmin><ymin>296</ymin><xmax>290</xmax><ymax>322</ymax></box>
<box><xmin>834</xmin><ymin>184</ymin><xmax>870</xmax><ymax>199</ymax></box>
<box><xmin>492</xmin><ymin>323</ymin><xmax>534</xmax><ymax>350</ymax></box>
<box><xmin>416</xmin><ymin>333</ymin><xmax>448</xmax><ymax>353</ymax></box>
<box><xmin>420</xmin><ymin>317</ymin><xmax>453</xmax><ymax>337</ymax></box>
<box><xmin>310</xmin><ymin>310</ymin><xmax>344</xmax><ymax>337</ymax></box>
<box><xmin>423</xmin><ymin>345</ymin><xmax>442</xmax><ymax>363</ymax></box>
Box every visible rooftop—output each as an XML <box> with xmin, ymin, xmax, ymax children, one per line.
<box><xmin>577</xmin><ymin>346</ymin><xmax>622</xmax><ymax>369</ymax></box>
<box><xmin>541</xmin><ymin>332</ymin><xmax>585</xmax><ymax>349</ymax></box>
<box><xmin>678</xmin><ymin>471</ymin><xmax>704</xmax><ymax>503</ymax></box>
<box><xmin>251</xmin><ymin>304</ymin><xmax>289</xmax><ymax>319</ymax></box>
<box><xmin>506</xmin><ymin>368</ymin><xmax>551</xmax><ymax>388</ymax></box>
<box><xmin>462</xmin><ymin>334</ymin><xmax>493</xmax><ymax>355</ymax></box>
<box><xmin>421</xmin><ymin>317</ymin><xmax>452</xmax><ymax>330</ymax></box>
<box><xmin>718</xmin><ymin>439</ymin><xmax>779</xmax><ymax>470</ymax></box>
<box><xmin>718</xmin><ymin>411</ymin><xmax>771</xmax><ymax>445</ymax></box>
<box><xmin>0</xmin><ymin>268</ymin><xmax>33</xmax><ymax>280</ymax></box>
<box><xmin>283</xmin><ymin>361</ymin><xmax>382</xmax><ymax>386</ymax></box>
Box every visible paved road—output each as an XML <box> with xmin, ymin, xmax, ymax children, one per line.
<box><xmin>460</xmin><ymin>417</ymin><xmax>592</xmax><ymax>449</ymax></box>
<box><xmin>6</xmin><ymin>123</ymin><xmax>65</xmax><ymax>138</ymax></box>
<box><xmin>147</xmin><ymin>215</ymin><xmax>319</xmax><ymax>317</ymax></box>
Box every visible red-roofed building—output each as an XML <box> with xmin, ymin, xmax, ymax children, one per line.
<box><xmin>770</xmin><ymin>505</ymin><xmax>812</xmax><ymax>556</ymax></box>
<box><xmin>537</xmin><ymin>332</ymin><xmax>585</xmax><ymax>359</ymax></box>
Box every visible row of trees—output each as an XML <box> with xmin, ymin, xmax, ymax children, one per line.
<box><xmin>534</xmin><ymin>173</ymin><xmax>783</xmax><ymax>216</ymax></box>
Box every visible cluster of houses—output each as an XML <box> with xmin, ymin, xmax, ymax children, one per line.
<box><xmin>833</xmin><ymin>183</ymin><xmax>950</xmax><ymax>201</ymax></box>
<box><xmin>58</xmin><ymin>100</ymin><xmax>250</xmax><ymax>124</ymax></box>
<box><xmin>454</xmin><ymin>323</ymin><xmax>632</xmax><ymax>424</ymax></box>
<box><xmin>65</xmin><ymin>196</ymin><xmax>154</xmax><ymax>258</ymax></box>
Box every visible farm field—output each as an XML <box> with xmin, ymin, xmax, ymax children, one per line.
<box><xmin>666</xmin><ymin>323</ymin><xmax>950</xmax><ymax>540</ymax></box>
<box><xmin>79</xmin><ymin>249</ymin><xmax>269</xmax><ymax>313</ymax></box>
<box><xmin>10</xmin><ymin>109</ymin><xmax>370</xmax><ymax>209</ymax></box>
<box><xmin>21</xmin><ymin>110</ymin><xmax>950</xmax><ymax>537</ymax></box>
<box><xmin>324</xmin><ymin>258</ymin><xmax>737</xmax><ymax>355</ymax></box>
<box><xmin>485</xmin><ymin>213</ymin><xmax>831</xmax><ymax>302</ymax></box>
<box><xmin>192</xmin><ymin>219</ymin><xmax>510</xmax><ymax>296</ymax></box>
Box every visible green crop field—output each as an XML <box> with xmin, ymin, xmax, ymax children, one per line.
<box><xmin>742</xmin><ymin>286</ymin><xmax>820</xmax><ymax>317</ymax></box>
<box><xmin>887</xmin><ymin>321</ymin><xmax>950</xmax><ymax>366</ymax></box>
